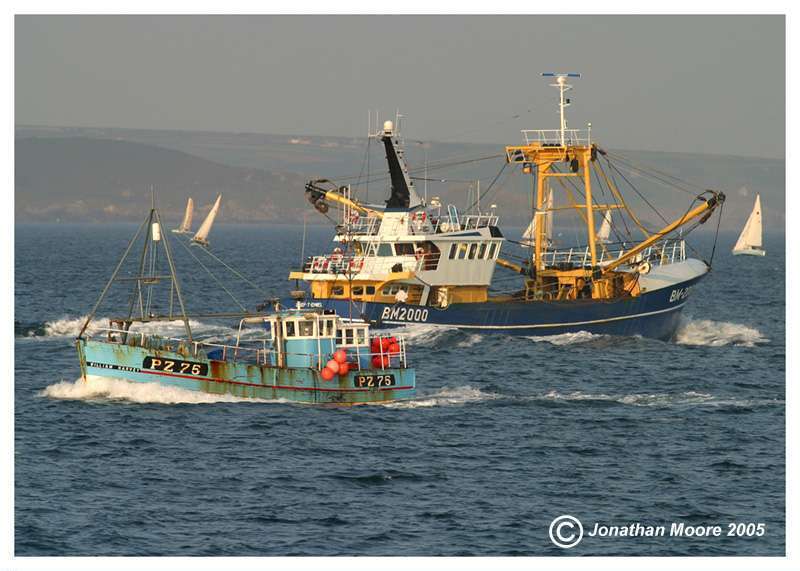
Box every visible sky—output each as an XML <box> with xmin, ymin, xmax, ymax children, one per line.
<box><xmin>15</xmin><ymin>15</ymin><xmax>785</xmax><ymax>158</ymax></box>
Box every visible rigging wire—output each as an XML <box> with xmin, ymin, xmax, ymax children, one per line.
<box><xmin>174</xmin><ymin>237</ymin><xmax>248</xmax><ymax>312</ymax></box>
<box><xmin>196</xmin><ymin>243</ymin><xmax>270</xmax><ymax>297</ymax></box>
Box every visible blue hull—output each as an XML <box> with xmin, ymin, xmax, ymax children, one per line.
<box><xmin>77</xmin><ymin>340</ymin><xmax>416</xmax><ymax>405</ymax></box>
<box><xmin>290</xmin><ymin>274</ymin><xmax>705</xmax><ymax>340</ymax></box>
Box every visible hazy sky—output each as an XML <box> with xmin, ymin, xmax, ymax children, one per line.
<box><xmin>16</xmin><ymin>15</ymin><xmax>784</xmax><ymax>158</ymax></box>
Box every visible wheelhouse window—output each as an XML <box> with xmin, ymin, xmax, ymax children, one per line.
<box><xmin>337</xmin><ymin>325</ymin><xmax>369</xmax><ymax>347</ymax></box>
<box><xmin>352</xmin><ymin>286</ymin><xmax>364</xmax><ymax>296</ymax></box>
<box><xmin>395</xmin><ymin>243</ymin><xmax>415</xmax><ymax>255</ymax></box>
<box><xmin>321</xmin><ymin>319</ymin><xmax>335</xmax><ymax>338</ymax></box>
<box><xmin>449</xmin><ymin>243</ymin><xmax>457</xmax><ymax>259</ymax></box>
<box><xmin>468</xmin><ymin>243</ymin><xmax>478</xmax><ymax>259</ymax></box>
<box><xmin>377</xmin><ymin>243</ymin><xmax>394</xmax><ymax>256</ymax></box>
<box><xmin>284</xmin><ymin>321</ymin><xmax>296</xmax><ymax>337</ymax></box>
<box><xmin>332</xmin><ymin>285</ymin><xmax>344</xmax><ymax>296</ymax></box>
<box><xmin>366</xmin><ymin>286</ymin><xmax>375</xmax><ymax>295</ymax></box>
<box><xmin>457</xmin><ymin>243</ymin><xmax>469</xmax><ymax>260</ymax></box>
<box><xmin>478</xmin><ymin>243</ymin><xmax>487</xmax><ymax>259</ymax></box>
<box><xmin>488</xmin><ymin>243</ymin><xmax>498</xmax><ymax>259</ymax></box>
<box><xmin>298</xmin><ymin>320</ymin><xmax>315</xmax><ymax>337</ymax></box>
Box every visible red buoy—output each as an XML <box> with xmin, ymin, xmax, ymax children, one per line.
<box><xmin>388</xmin><ymin>342</ymin><xmax>401</xmax><ymax>355</ymax></box>
<box><xmin>380</xmin><ymin>338</ymin><xmax>391</xmax><ymax>351</ymax></box>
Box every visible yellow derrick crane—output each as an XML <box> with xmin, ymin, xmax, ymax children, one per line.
<box><xmin>503</xmin><ymin>73</ymin><xmax>725</xmax><ymax>300</ymax></box>
<box><xmin>305</xmin><ymin>179</ymin><xmax>384</xmax><ymax>219</ymax></box>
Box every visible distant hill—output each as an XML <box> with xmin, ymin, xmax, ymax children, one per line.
<box><xmin>15</xmin><ymin>126</ymin><xmax>785</xmax><ymax>231</ymax></box>
<box><xmin>15</xmin><ymin>137</ymin><xmax>309</xmax><ymax>223</ymax></box>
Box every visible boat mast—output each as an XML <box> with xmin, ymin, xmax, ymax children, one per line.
<box><xmin>526</xmin><ymin>73</ymin><xmax>598</xmax><ymax>281</ymax></box>
<box><xmin>78</xmin><ymin>196</ymin><xmax>194</xmax><ymax>343</ymax></box>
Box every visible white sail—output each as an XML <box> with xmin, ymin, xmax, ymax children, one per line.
<box><xmin>173</xmin><ymin>197</ymin><xmax>194</xmax><ymax>233</ymax></box>
<box><xmin>191</xmin><ymin>194</ymin><xmax>222</xmax><ymax>247</ymax></box>
<box><xmin>732</xmin><ymin>194</ymin><xmax>765</xmax><ymax>255</ymax></box>
<box><xmin>521</xmin><ymin>189</ymin><xmax>553</xmax><ymax>248</ymax></box>
<box><xmin>597</xmin><ymin>209</ymin><xmax>612</xmax><ymax>243</ymax></box>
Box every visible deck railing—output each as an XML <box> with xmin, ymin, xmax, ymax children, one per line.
<box><xmin>538</xmin><ymin>239</ymin><xmax>686</xmax><ymax>268</ymax></box>
<box><xmin>521</xmin><ymin>128</ymin><xmax>591</xmax><ymax>147</ymax></box>
<box><xmin>304</xmin><ymin>251</ymin><xmax>440</xmax><ymax>275</ymax></box>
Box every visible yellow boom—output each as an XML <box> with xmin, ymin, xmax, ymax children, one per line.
<box><xmin>601</xmin><ymin>192</ymin><xmax>725</xmax><ymax>274</ymax></box>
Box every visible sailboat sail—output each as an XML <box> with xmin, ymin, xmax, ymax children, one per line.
<box><xmin>191</xmin><ymin>194</ymin><xmax>222</xmax><ymax>247</ymax></box>
<box><xmin>732</xmin><ymin>194</ymin><xmax>765</xmax><ymax>256</ymax></box>
<box><xmin>173</xmin><ymin>198</ymin><xmax>194</xmax><ymax>233</ymax></box>
<box><xmin>521</xmin><ymin>189</ymin><xmax>553</xmax><ymax>248</ymax></box>
<box><xmin>597</xmin><ymin>209</ymin><xmax>612</xmax><ymax>243</ymax></box>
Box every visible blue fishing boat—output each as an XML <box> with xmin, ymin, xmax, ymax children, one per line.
<box><xmin>287</xmin><ymin>74</ymin><xmax>726</xmax><ymax>339</ymax></box>
<box><xmin>74</xmin><ymin>199</ymin><xmax>415</xmax><ymax>405</ymax></box>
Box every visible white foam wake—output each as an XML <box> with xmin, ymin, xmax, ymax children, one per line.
<box><xmin>674</xmin><ymin>318</ymin><xmax>768</xmax><ymax>347</ymax></box>
<box><xmin>380</xmin><ymin>323</ymin><xmax>458</xmax><ymax>346</ymax></box>
<box><xmin>33</xmin><ymin>315</ymin><xmax>236</xmax><ymax>339</ymax></box>
<box><xmin>538</xmin><ymin>390</ymin><xmax>780</xmax><ymax>408</ymax></box>
<box><xmin>526</xmin><ymin>330</ymin><xmax>602</xmax><ymax>346</ymax></box>
<box><xmin>540</xmin><ymin>389</ymin><xmax>715</xmax><ymax>406</ymax></box>
<box><xmin>40</xmin><ymin>375</ymin><xmax>275</xmax><ymax>405</ymax></box>
<box><xmin>382</xmin><ymin>385</ymin><xmax>499</xmax><ymax>409</ymax></box>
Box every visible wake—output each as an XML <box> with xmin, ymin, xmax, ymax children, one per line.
<box><xmin>40</xmin><ymin>375</ymin><xmax>277</xmax><ymax>405</ymax></box>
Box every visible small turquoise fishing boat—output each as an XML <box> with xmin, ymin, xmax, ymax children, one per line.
<box><xmin>76</xmin><ymin>311</ymin><xmax>415</xmax><ymax>405</ymax></box>
<box><xmin>74</xmin><ymin>197</ymin><xmax>415</xmax><ymax>405</ymax></box>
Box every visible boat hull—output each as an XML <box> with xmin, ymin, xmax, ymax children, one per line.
<box><xmin>732</xmin><ymin>248</ymin><xmax>766</xmax><ymax>256</ymax></box>
<box><xmin>76</xmin><ymin>339</ymin><xmax>415</xmax><ymax>405</ymax></box>
<box><xmin>290</xmin><ymin>261</ymin><xmax>708</xmax><ymax>340</ymax></box>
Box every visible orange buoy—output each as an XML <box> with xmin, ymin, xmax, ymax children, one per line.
<box><xmin>321</xmin><ymin>367</ymin><xmax>335</xmax><ymax>381</ymax></box>
<box><xmin>333</xmin><ymin>349</ymin><xmax>348</xmax><ymax>364</ymax></box>
<box><xmin>338</xmin><ymin>362</ymin><xmax>350</xmax><ymax>376</ymax></box>
<box><xmin>325</xmin><ymin>359</ymin><xmax>340</xmax><ymax>374</ymax></box>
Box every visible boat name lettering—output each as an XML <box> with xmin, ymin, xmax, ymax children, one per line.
<box><xmin>142</xmin><ymin>356</ymin><xmax>208</xmax><ymax>376</ymax></box>
<box><xmin>381</xmin><ymin>306</ymin><xmax>429</xmax><ymax>322</ymax></box>
<box><xmin>669</xmin><ymin>287</ymin><xmax>692</xmax><ymax>303</ymax></box>
<box><xmin>354</xmin><ymin>374</ymin><xmax>396</xmax><ymax>388</ymax></box>
<box><xmin>86</xmin><ymin>361</ymin><xmax>141</xmax><ymax>373</ymax></box>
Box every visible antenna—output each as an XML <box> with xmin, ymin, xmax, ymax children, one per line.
<box><xmin>542</xmin><ymin>73</ymin><xmax>581</xmax><ymax>147</ymax></box>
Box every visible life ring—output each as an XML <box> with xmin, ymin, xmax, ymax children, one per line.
<box><xmin>413</xmin><ymin>211</ymin><xmax>427</xmax><ymax>222</ymax></box>
<box><xmin>313</xmin><ymin>258</ymin><xmax>330</xmax><ymax>272</ymax></box>
<box><xmin>637</xmin><ymin>261</ymin><xmax>651</xmax><ymax>275</ymax></box>
<box><xmin>348</xmin><ymin>257</ymin><xmax>364</xmax><ymax>272</ymax></box>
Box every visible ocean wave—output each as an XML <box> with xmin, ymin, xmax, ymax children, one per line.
<box><xmin>537</xmin><ymin>389</ymin><xmax>780</xmax><ymax>408</ymax></box>
<box><xmin>380</xmin><ymin>323</ymin><xmax>459</xmax><ymax>347</ymax></box>
<box><xmin>39</xmin><ymin>375</ymin><xmax>277</xmax><ymax>405</ymax></box>
<box><xmin>456</xmin><ymin>333</ymin><xmax>484</xmax><ymax>348</ymax></box>
<box><xmin>673</xmin><ymin>318</ymin><xmax>768</xmax><ymax>347</ymax></box>
<box><xmin>382</xmin><ymin>385</ymin><xmax>500</xmax><ymax>409</ymax></box>
<box><xmin>525</xmin><ymin>330</ymin><xmax>604</xmax><ymax>346</ymax></box>
<box><xmin>18</xmin><ymin>314</ymin><xmax>238</xmax><ymax>340</ymax></box>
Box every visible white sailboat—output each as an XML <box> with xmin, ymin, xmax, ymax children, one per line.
<box><xmin>732</xmin><ymin>194</ymin><xmax>765</xmax><ymax>256</ymax></box>
<box><xmin>521</xmin><ymin>188</ymin><xmax>553</xmax><ymax>248</ymax></box>
<box><xmin>191</xmin><ymin>194</ymin><xmax>222</xmax><ymax>247</ymax></box>
<box><xmin>596</xmin><ymin>209</ymin><xmax>612</xmax><ymax>243</ymax></box>
<box><xmin>172</xmin><ymin>197</ymin><xmax>194</xmax><ymax>234</ymax></box>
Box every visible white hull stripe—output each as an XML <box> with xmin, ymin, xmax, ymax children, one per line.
<box><xmin>378</xmin><ymin>302</ymin><xmax>687</xmax><ymax>330</ymax></box>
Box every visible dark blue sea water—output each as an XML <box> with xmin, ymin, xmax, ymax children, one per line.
<box><xmin>14</xmin><ymin>223</ymin><xmax>785</xmax><ymax>556</ymax></box>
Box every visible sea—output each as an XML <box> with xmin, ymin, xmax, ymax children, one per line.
<box><xmin>14</xmin><ymin>223</ymin><xmax>785</xmax><ymax>556</ymax></box>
